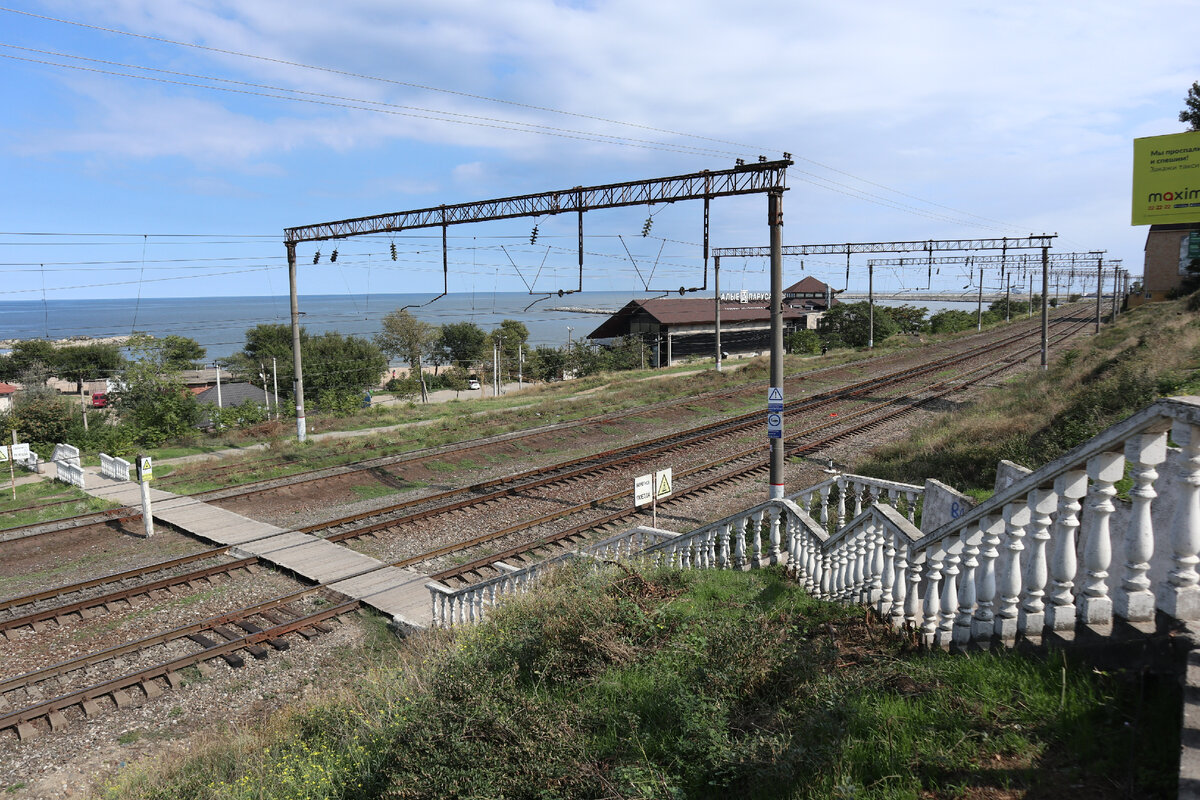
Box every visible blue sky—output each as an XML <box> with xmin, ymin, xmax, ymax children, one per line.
<box><xmin>0</xmin><ymin>0</ymin><xmax>1194</xmax><ymax>302</ymax></box>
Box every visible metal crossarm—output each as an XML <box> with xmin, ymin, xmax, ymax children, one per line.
<box><xmin>285</xmin><ymin>160</ymin><xmax>791</xmax><ymax>244</ymax></box>
<box><xmin>712</xmin><ymin>235</ymin><xmax>1055</xmax><ymax>258</ymax></box>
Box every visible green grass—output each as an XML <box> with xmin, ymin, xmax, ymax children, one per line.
<box><xmin>0</xmin><ymin>479</ymin><xmax>119</xmax><ymax>530</ymax></box>
<box><xmin>347</xmin><ymin>483</ymin><xmax>400</xmax><ymax>500</ymax></box>
<box><xmin>99</xmin><ymin>565</ymin><xmax>1179</xmax><ymax>800</ymax></box>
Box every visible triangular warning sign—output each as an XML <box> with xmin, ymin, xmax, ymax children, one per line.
<box><xmin>768</xmin><ymin>387</ymin><xmax>783</xmax><ymax>402</ymax></box>
<box><xmin>655</xmin><ymin>468</ymin><xmax>672</xmax><ymax>498</ymax></box>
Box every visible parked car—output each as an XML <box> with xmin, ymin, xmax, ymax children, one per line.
<box><xmin>467</xmin><ymin>378</ymin><xmax>481</xmax><ymax>390</ymax></box>
<box><xmin>91</xmin><ymin>392</ymin><xmax>108</xmax><ymax>408</ymax></box>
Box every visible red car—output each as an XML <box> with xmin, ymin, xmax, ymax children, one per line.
<box><xmin>91</xmin><ymin>392</ymin><xmax>109</xmax><ymax>408</ymax></box>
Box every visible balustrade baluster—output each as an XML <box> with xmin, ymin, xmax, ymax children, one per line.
<box><xmin>733</xmin><ymin>518</ymin><xmax>747</xmax><ymax>569</ymax></box>
<box><xmin>769</xmin><ymin>507</ymin><xmax>783</xmax><ymax>565</ymax></box>
<box><xmin>955</xmin><ymin>525</ymin><xmax>980</xmax><ymax>646</ymax></box>
<box><xmin>905</xmin><ymin>491</ymin><xmax>917</xmax><ymax>522</ymax></box>
<box><xmin>1115</xmin><ymin>432</ymin><xmax>1168</xmax><ymax>622</ymax></box>
<box><xmin>718</xmin><ymin>522</ymin><xmax>731</xmax><ymax>568</ymax></box>
<box><xmin>834</xmin><ymin>544</ymin><xmax>848</xmax><ymax>601</ymax></box>
<box><xmin>937</xmin><ymin>539</ymin><xmax>960</xmax><ymax>648</ymax></box>
<box><xmin>852</xmin><ymin>527</ymin><xmax>867</xmax><ymax>602</ymax></box>
<box><xmin>1021</xmin><ymin>488</ymin><xmax>1058</xmax><ymax>636</ymax></box>
<box><xmin>1045</xmin><ymin>471</ymin><xmax>1087</xmax><ymax>630</ymax></box>
<box><xmin>751</xmin><ymin>510</ymin><xmax>765</xmax><ymax>566</ymax></box>
<box><xmin>879</xmin><ymin>530</ymin><xmax>896</xmax><ymax>617</ymax></box>
<box><xmin>869</xmin><ymin>519</ymin><xmax>885</xmax><ymax>606</ymax></box>
<box><xmin>852</xmin><ymin>481</ymin><xmax>864</xmax><ymax>518</ymax></box>
<box><xmin>1165</xmin><ymin>422</ymin><xmax>1200</xmax><ymax>620</ymax></box>
<box><xmin>922</xmin><ymin>549</ymin><xmax>943</xmax><ymax>645</ymax></box>
<box><xmin>994</xmin><ymin>501</ymin><xmax>1031</xmax><ymax>641</ymax></box>
<box><xmin>891</xmin><ymin>539</ymin><xmax>908</xmax><ymax>628</ymax></box>
<box><xmin>1080</xmin><ymin>451</ymin><xmax>1124</xmax><ymax>625</ymax></box>
<box><xmin>972</xmin><ymin>514</ymin><xmax>1001</xmax><ymax>642</ymax></box>
<box><xmin>819</xmin><ymin>483</ymin><xmax>832</xmax><ymax>527</ymax></box>
<box><xmin>836</xmin><ymin>476</ymin><xmax>847</xmax><ymax>529</ymax></box>
<box><xmin>904</xmin><ymin>552</ymin><xmax>923</xmax><ymax>629</ymax></box>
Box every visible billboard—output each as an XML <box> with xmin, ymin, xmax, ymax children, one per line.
<box><xmin>1132</xmin><ymin>131</ymin><xmax>1200</xmax><ymax>225</ymax></box>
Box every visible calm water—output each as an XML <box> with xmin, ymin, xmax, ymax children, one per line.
<box><xmin>0</xmin><ymin>292</ymin><xmax>985</xmax><ymax>360</ymax></box>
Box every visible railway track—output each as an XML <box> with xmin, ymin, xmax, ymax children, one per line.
<box><xmin>0</xmin><ymin>314</ymin><xmax>1088</xmax><ymax>738</ymax></box>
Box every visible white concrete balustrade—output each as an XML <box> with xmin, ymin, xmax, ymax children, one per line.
<box><xmin>429</xmin><ymin>396</ymin><xmax>1200</xmax><ymax>648</ymax></box>
<box><xmin>99</xmin><ymin>453</ymin><xmax>132</xmax><ymax>482</ymax></box>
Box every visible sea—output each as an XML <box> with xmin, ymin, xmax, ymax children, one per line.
<box><xmin>0</xmin><ymin>292</ymin><xmax>980</xmax><ymax>361</ymax></box>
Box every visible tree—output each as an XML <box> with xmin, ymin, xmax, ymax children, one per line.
<box><xmin>376</xmin><ymin>309</ymin><xmax>436</xmax><ymax>369</ymax></box>
<box><xmin>159</xmin><ymin>336</ymin><xmax>207</xmax><ymax>370</ymax></box>
<box><xmin>54</xmin><ymin>342</ymin><xmax>125</xmax><ymax>393</ymax></box>
<box><xmin>438</xmin><ymin>322</ymin><xmax>487</xmax><ymax>368</ymax></box>
<box><xmin>375</xmin><ymin>309</ymin><xmax>436</xmax><ymax>398</ymax></box>
<box><xmin>929</xmin><ymin>309</ymin><xmax>975</xmax><ymax>334</ymax></box>
<box><xmin>0</xmin><ymin>340</ymin><xmax>56</xmax><ymax>381</ymax></box>
<box><xmin>817</xmin><ymin>302</ymin><xmax>898</xmax><ymax>348</ymax></box>
<box><xmin>887</xmin><ymin>305</ymin><xmax>929</xmax><ymax>335</ymax></box>
<box><xmin>10</xmin><ymin>393</ymin><xmax>73</xmax><ymax>451</ymax></box>
<box><xmin>116</xmin><ymin>335</ymin><xmax>200</xmax><ymax>446</ymax></box>
<box><xmin>525</xmin><ymin>345</ymin><xmax>567</xmax><ymax>382</ymax></box>
<box><xmin>227</xmin><ymin>324</ymin><xmax>306</xmax><ymax>398</ymax></box>
<box><xmin>1182</xmin><ymin>81</ymin><xmax>1200</xmax><ymax>131</ymax></box>
<box><xmin>303</xmin><ymin>332</ymin><xmax>387</xmax><ymax>410</ymax></box>
<box><xmin>987</xmin><ymin>298</ymin><xmax>1030</xmax><ymax>319</ymax></box>
<box><xmin>786</xmin><ymin>329</ymin><xmax>822</xmax><ymax>355</ymax></box>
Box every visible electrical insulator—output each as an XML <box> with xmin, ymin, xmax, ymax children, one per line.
<box><xmin>330</xmin><ymin>248</ymin><xmax>338</xmax><ymax>263</ymax></box>
<box><xmin>313</xmin><ymin>250</ymin><xmax>320</xmax><ymax>264</ymax></box>
<box><xmin>390</xmin><ymin>242</ymin><xmax>397</xmax><ymax>260</ymax></box>
<box><xmin>641</xmin><ymin>217</ymin><xmax>653</xmax><ymax>237</ymax></box>
<box><xmin>529</xmin><ymin>224</ymin><xmax>539</xmax><ymax>245</ymax></box>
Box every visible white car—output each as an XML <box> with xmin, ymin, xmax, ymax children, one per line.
<box><xmin>467</xmin><ymin>378</ymin><xmax>481</xmax><ymax>390</ymax></box>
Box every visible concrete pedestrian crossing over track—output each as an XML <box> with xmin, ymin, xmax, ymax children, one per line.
<box><xmin>79</xmin><ymin>466</ymin><xmax>432</xmax><ymax>629</ymax></box>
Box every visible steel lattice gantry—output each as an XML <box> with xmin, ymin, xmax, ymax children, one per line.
<box><xmin>281</xmin><ymin>160</ymin><xmax>793</xmax><ymax>470</ymax></box>
<box><xmin>711</xmin><ymin>235</ymin><xmax>1056</xmax><ymax>259</ymax></box>
<box><xmin>284</xmin><ymin>160</ymin><xmax>791</xmax><ymax>243</ymax></box>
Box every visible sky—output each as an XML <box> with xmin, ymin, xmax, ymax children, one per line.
<box><xmin>0</xmin><ymin>0</ymin><xmax>1195</xmax><ymax>305</ymax></box>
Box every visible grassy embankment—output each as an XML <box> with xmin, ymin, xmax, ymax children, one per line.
<box><xmin>97</xmin><ymin>564</ymin><xmax>1178</xmax><ymax>800</ymax></box>
<box><xmin>855</xmin><ymin>295</ymin><xmax>1200</xmax><ymax>495</ymax></box>
<box><xmin>0</xmin><ymin>478</ymin><xmax>117</xmax><ymax>529</ymax></box>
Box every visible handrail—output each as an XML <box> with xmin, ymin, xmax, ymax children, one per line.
<box><xmin>917</xmin><ymin>396</ymin><xmax>1200</xmax><ymax>549</ymax></box>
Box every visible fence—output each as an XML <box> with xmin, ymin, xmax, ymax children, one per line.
<box><xmin>100</xmin><ymin>453</ymin><xmax>132</xmax><ymax>482</ymax></box>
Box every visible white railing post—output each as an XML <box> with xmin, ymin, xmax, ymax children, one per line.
<box><xmin>1080</xmin><ymin>451</ymin><xmax>1124</xmax><ymax>626</ymax></box>
<box><xmin>869</xmin><ymin>518</ymin><xmax>885</xmax><ymax>607</ymax></box>
<box><xmin>905</xmin><ymin>554</ymin><xmax>923</xmax><ymax>629</ymax></box>
<box><xmin>954</xmin><ymin>524</ymin><xmax>980</xmax><ymax>647</ymax></box>
<box><xmin>1046</xmin><ymin>471</ymin><xmax>1088</xmax><ymax>630</ymax></box>
<box><xmin>972</xmin><ymin>515</ymin><xmax>1001</xmax><ymax>643</ymax></box>
<box><xmin>1020</xmin><ymin>488</ymin><xmax>1057</xmax><ymax>636</ymax></box>
<box><xmin>733</xmin><ymin>519</ymin><xmax>747</xmax><ymax>569</ymax></box>
<box><xmin>836</xmin><ymin>476</ymin><xmax>847</xmax><ymax>528</ymax></box>
<box><xmin>1117</xmin><ymin>431</ymin><xmax>1168</xmax><ymax>622</ymax></box>
<box><xmin>891</xmin><ymin>538</ymin><xmax>909</xmax><ymax>629</ymax></box>
<box><xmin>751</xmin><ymin>510</ymin><xmax>765</xmax><ymax>566</ymax></box>
<box><xmin>768</xmin><ymin>506</ymin><xmax>783</xmax><ymax>565</ymax></box>
<box><xmin>818</xmin><ymin>482</ymin><xmax>832</xmax><ymax>528</ymax></box>
<box><xmin>879</xmin><ymin>530</ymin><xmax>896</xmax><ymax>617</ymax></box>
<box><xmin>995</xmin><ymin>502</ymin><xmax>1030</xmax><ymax>642</ymax></box>
<box><xmin>905</xmin><ymin>491</ymin><xmax>918</xmax><ymax>522</ymax></box>
<box><xmin>1165</xmin><ymin>421</ymin><xmax>1200</xmax><ymax>620</ymax></box>
<box><xmin>922</xmin><ymin>548</ymin><xmax>943</xmax><ymax>645</ymax></box>
<box><xmin>853</xmin><ymin>526</ymin><xmax>868</xmax><ymax>603</ymax></box>
<box><xmin>937</xmin><ymin>538</ymin><xmax>960</xmax><ymax>648</ymax></box>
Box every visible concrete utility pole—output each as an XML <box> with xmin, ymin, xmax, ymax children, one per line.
<box><xmin>667</xmin><ymin>332</ymin><xmax>673</xmax><ymax>367</ymax></box>
<box><xmin>768</xmin><ymin>189</ymin><xmax>785</xmax><ymax>500</ymax></box>
<box><xmin>867</xmin><ymin>263</ymin><xmax>874</xmax><ymax>349</ymax></box>
<box><xmin>1028</xmin><ymin>272</ymin><xmax>1034</xmax><ymax>317</ymax></box>
<box><xmin>1040</xmin><ymin>246</ymin><xmax>1049</xmax><ymax>370</ymax></box>
<box><xmin>137</xmin><ymin>454</ymin><xmax>154</xmax><ymax>538</ymax></box>
<box><xmin>1005</xmin><ymin>274</ymin><xmax>1011</xmax><ymax>322</ymax></box>
<box><xmin>1112</xmin><ymin>267</ymin><xmax>1120</xmax><ymax>320</ymax></box>
<box><xmin>518</xmin><ymin>344</ymin><xmax>523</xmax><ymax>390</ymax></box>
<box><xmin>1095</xmin><ymin>256</ymin><xmax>1104</xmax><ymax>335</ymax></box>
<box><xmin>272</xmin><ymin>357</ymin><xmax>279</xmax><ymax>418</ymax></box>
<box><xmin>215</xmin><ymin>363</ymin><xmax>223</xmax><ymax>412</ymax></box>
<box><xmin>286</xmin><ymin>242</ymin><xmax>307</xmax><ymax>442</ymax></box>
<box><xmin>976</xmin><ymin>262</ymin><xmax>983</xmax><ymax>331</ymax></box>
<box><xmin>714</xmin><ymin>255</ymin><xmax>722</xmax><ymax>371</ymax></box>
